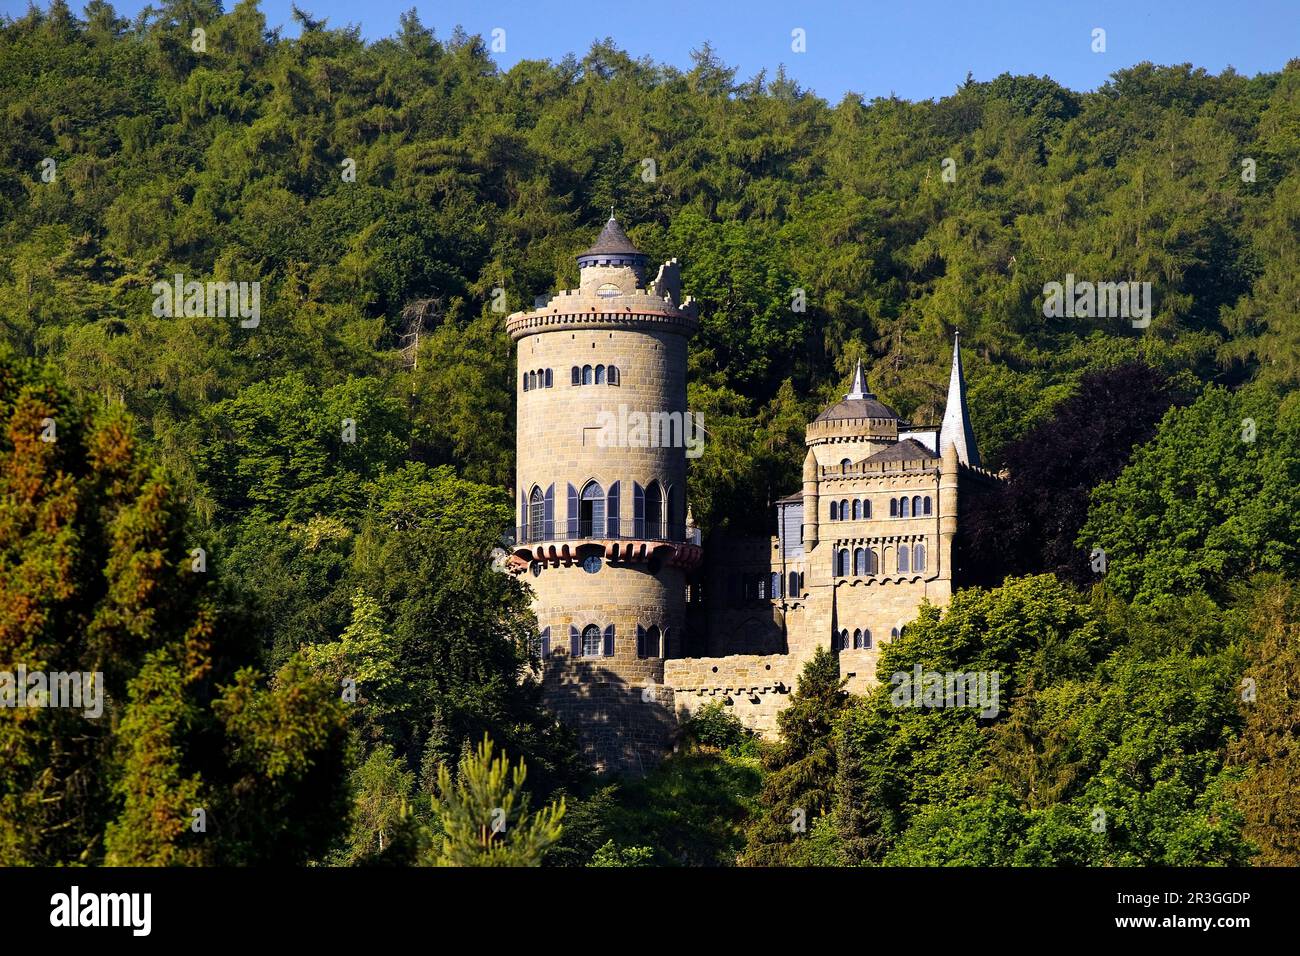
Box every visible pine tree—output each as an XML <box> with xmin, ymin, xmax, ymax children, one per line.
<box><xmin>428</xmin><ymin>735</ymin><xmax>565</xmax><ymax>867</ymax></box>
<box><xmin>740</xmin><ymin>647</ymin><xmax>847</xmax><ymax>865</ymax></box>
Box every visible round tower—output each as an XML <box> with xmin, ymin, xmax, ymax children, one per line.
<box><xmin>506</xmin><ymin>216</ymin><xmax>702</xmax><ymax>773</ymax></box>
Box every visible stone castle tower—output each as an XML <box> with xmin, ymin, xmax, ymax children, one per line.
<box><xmin>505</xmin><ymin>216</ymin><xmax>703</xmax><ymax>772</ymax></box>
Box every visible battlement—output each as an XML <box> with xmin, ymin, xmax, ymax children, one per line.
<box><xmin>664</xmin><ymin>654</ymin><xmax>796</xmax><ymax>736</ymax></box>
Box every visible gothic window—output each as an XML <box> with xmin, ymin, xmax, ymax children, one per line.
<box><xmin>855</xmin><ymin>629</ymin><xmax>872</xmax><ymax>650</ymax></box>
<box><xmin>638</xmin><ymin>624</ymin><xmax>661</xmax><ymax>658</ymax></box>
<box><xmin>898</xmin><ymin>545</ymin><xmax>910</xmax><ymax>573</ymax></box>
<box><xmin>666</xmin><ymin>485</ymin><xmax>681</xmax><ymax>537</ymax></box>
<box><xmin>923</xmin><ymin>496</ymin><xmax>932</xmax><ymax>515</ymax></box>
<box><xmin>580</xmin><ymin>481</ymin><xmax>605</xmax><ymax>537</ymax></box>
<box><xmin>830</xmin><ymin>500</ymin><xmax>839</xmax><ymax>521</ymax></box>
<box><xmin>900</xmin><ymin>496</ymin><xmax>911</xmax><ymax>518</ymax></box>
<box><xmin>595</xmin><ymin>364</ymin><xmax>606</xmax><ymax>384</ymax></box>
<box><xmin>854</xmin><ymin>547</ymin><xmax>867</xmax><ymax>575</ymax></box>
<box><xmin>838</xmin><ymin>629</ymin><xmax>850</xmax><ymax>651</ymax></box>
<box><xmin>891</xmin><ymin>626</ymin><xmax>901</xmax><ymax>640</ymax></box>
<box><xmin>582</xmin><ymin>364</ymin><xmax>593</xmax><ymax>385</ymax></box>
<box><xmin>852</xmin><ymin>499</ymin><xmax>861</xmax><ymax>520</ymax></box>
<box><xmin>534</xmin><ymin>626</ymin><xmax>551</xmax><ymax>659</ymax></box>
<box><xmin>571</xmin><ymin>366</ymin><xmax>580</xmax><ymax>385</ymax></box>
<box><xmin>836</xmin><ymin>548</ymin><xmax>850</xmax><ymax>577</ymax></box>
<box><xmin>645</xmin><ymin>481</ymin><xmax>663</xmax><ymax>539</ymax></box>
<box><xmin>528</xmin><ymin>486</ymin><xmax>545</xmax><ymax>541</ymax></box>
<box><xmin>852</xmin><ymin>628</ymin><xmax>862</xmax><ymax>649</ymax></box>
<box><xmin>581</xmin><ymin>624</ymin><xmax>602</xmax><ymax>657</ymax></box>
<box><xmin>913</xmin><ymin>542</ymin><xmax>926</xmax><ymax>571</ymax></box>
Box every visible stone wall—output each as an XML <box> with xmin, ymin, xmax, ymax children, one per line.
<box><xmin>663</xmin><ymin>654</ymin><xmax>796</xmax><ymax>736</ymax></box>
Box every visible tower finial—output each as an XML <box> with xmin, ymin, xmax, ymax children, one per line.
<box><xmin>846</xmin><ymin>358</ymin><xmax>869</xmax><ymax>400</ymax></box>
<box><xmin>939</xmin><ymin>332</ymin><xmax>980</xmax><ymax>467</ymax></box>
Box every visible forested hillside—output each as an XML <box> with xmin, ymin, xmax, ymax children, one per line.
<box><xmin>1</xmin><ymin>1</ymin><xmax>1297</xmax><ymax>866</ymax></box>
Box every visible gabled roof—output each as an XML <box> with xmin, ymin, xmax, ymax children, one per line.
<box><xmin>860</xmin><ymin>438</ymin><xmax>938</xmax><ymax>465</ymax></box>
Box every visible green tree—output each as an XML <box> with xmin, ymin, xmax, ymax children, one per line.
<box><xmin>428</xmin><ymin>735</ymin><xmax>565</xmax><ymax>867</ymax></box>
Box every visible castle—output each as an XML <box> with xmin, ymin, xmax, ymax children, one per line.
<box><xmin>506</xmin><ymin>216</ymin><xmax>1000</xmax><ymax>772</ymax></box>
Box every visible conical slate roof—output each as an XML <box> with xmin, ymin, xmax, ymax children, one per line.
<box><xmin>579</xmin><ymin>216</ymin><xmax>644</xmax><ymax>258</ymax></box>
<box><xmin>814</xmin><ymin>359</ymin><xmax>898</xmax><ymax>422</ymax></box>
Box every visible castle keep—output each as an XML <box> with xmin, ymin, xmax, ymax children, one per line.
<box><xmin>507</xmin><ymin>217</ymin><xmax>999</xmax><ymax>772</ymax></box>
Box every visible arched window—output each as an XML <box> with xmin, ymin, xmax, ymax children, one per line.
<box><xmin>581</xmin><ymin>624</ymin><xmax>602</xmax><ymax>657</ymax></box>
<box><xmin>852</xmin><ymin>499</ymin><xmax>861</xmax><ymax>520</ymax></box>
<box><xmin>867</xmin><ymin>548</ymin><xmax>878</xmax><ymax>574</ymax></box>
<box><xmin>836</xmin><ymin>548</ymin><xmax>850</xmax><ymax>577</ymax></box>
<box><xmin>923</xmin><ymin>496</ymin><xmax>932</xmax><ymax>515</ymax></box>
<box><xmin>864</xmin><ymin>499</ymin><xmax>872</xmax><ymax>519</ymax></box>
<box><xmin>855</xmin><ymin>629</ymin><xmax>872</xmax><ymax>650</ymax></box>
<box><xmin>852</xmin><ymin>628</ymin><xmax>862</xmax><ymax>648</ymax></box>
<box><xmin>770</xmin><ymin>572</ymin><xmax>781</xmax><ymax>599</ymax></box>
<box><xmin>838</xmin><ymin>629</ymin><xmax>850</xmax><ymax>651</ymax></box>
<box><xmin>580</xmin><ymin>481</ymin><xmax>605</xmax><ymax>537</ymax></box>
<box><xmin>901</xmin><ymin>497</ymin><xmax>911</xmax><ymax>518</ymax></box>
<box><xmin>545</xmin><ymin>368</ymin><xmax>553</xmax><ymax>388</ymax></box>
<box><xmin>890</xmin><ymin>626</ymin><xmax>901</xmax><ymax>640</ymax></box>
<box><xmin>788</xmin><ymin>571</ymin><xmax>800</xmax><ymax>597</ymax></box>
<box><xmin>528</xmin><ymin>486</ymin><xmax>545</xmax><ymax>541</ymax></box>
<box><xmin>841</xmin><ymin>458</ymin><xmax>852</xmax><ymax>470</ymax></box>
<box><xmin>890</xmin><ymin>498</ymin><xmax>898</xmax><ymax>518</ymax></box>
<box><xmin>666</xmin><ymin>485</ymin><xmax>681</xmax><ymax>536</ymax></box>
<box><xmin>595</xmin><ymin>364</ymin><xmax>606</xmax><ymax>384</ymax></box>
<box><xmin>522</xmin><ymin>373</ymin><xmax>530</xmax><ymax>392</ymax></box>
<box><xmin>854</xmin><ymin>548</ymin><xmax>867</xmax><ymax>575</ymax></box>
<box><xmin>840</xmin><ymin>499</ymin><xmax>849</xmax><ymax>518</ymax></box>
<box><xmin>645</xmin><ymin>481</ymin><xmax>663</xmax><ymax>539</ymax></box>
<box><xmin>640</xmin><ymin>625</ymin><xmax>660</xmax><ymax>658</ymax></box>
<box><xmin>898</xmin><ymin>545</ymin><xmax>910</xmax><ymax>573</ymax></box>
<box><xmin>571</xmin><ymin>366</ymin><xmax>580</xmax><ymax>385</ymax></box>
<box><xmin>582</xmin><ymin>365</ymin><xmax>593</xmax><ymax>385</ymax></box>
<box><xmin>608</xmin><ymin>365</ymin><xmax>619</xmax><ymax>385</ymax></box>
<box><xmin>798</xmin><ymin>571</ymin><xmax>805</xmax><ymax>591</ymax></box>
<box><xmin>829</xmin><ymin>501</ymin><xmax>839</xmax><ymax>521</ymax></box>
<box><xmin>912</xmin><ymin>495</ymin><xmax>922</xmax><ymax>517</ymax></box>
<box><xmin>913</xmin><ymin>542</ymin><xmax>926</xmax><ymax>571</ymax></box>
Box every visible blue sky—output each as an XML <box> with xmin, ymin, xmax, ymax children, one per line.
<box><xmin>10</xmin><ymin>0</ymin><xmax>1299</xmax><ymax>101</ymax></box>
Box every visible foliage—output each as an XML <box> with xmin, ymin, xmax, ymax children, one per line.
<box><xmin>428</xmin><ymin>735</ymin><xmax>565</xmax><ymax>867</ymax></box>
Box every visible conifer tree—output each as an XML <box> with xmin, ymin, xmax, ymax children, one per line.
<box><xmin>740</xmin><ymin>647</ymin><xmax>847</xmax><ymax>866</ymax></box>
<box><xmin>428</xmin><ymin>735</ymin><xmax>565</xmax><ymax>867</ymax></box>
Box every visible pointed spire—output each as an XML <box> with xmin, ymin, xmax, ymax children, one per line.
<box><xmin>939</xmin><ymin>332</ymin><xmax>980</xmax><ymax>467</ymax></box>
<box><xmin>846</xmin><ymin>358</ymin><xmax>869</xmax><ymax>400</ymax></box>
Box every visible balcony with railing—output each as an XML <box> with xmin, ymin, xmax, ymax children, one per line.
<box><xmin>507</xmin><ymin>521</ymin><xmax>702</xmax><ymax>570</ymax></box>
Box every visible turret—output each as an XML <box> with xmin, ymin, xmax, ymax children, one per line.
<box><xmin>939</xmin><ymin>332</ymin><xmax>980</xmax><ymax>467</ymax></box>
<box><xmin>801</xmin><ymin>448</ymin><xmax>819</xmax><ymax>552</ymax></box>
